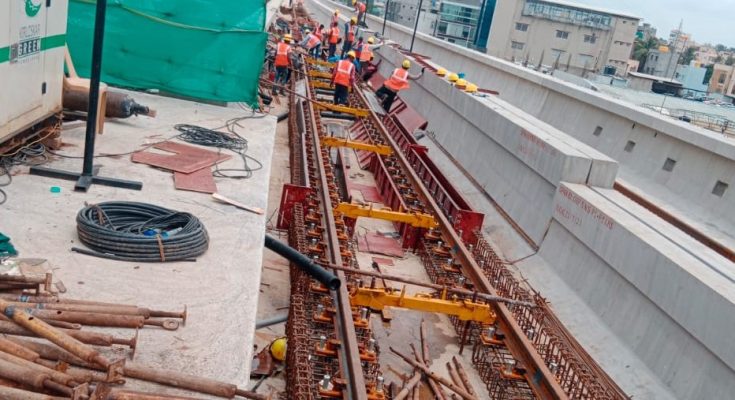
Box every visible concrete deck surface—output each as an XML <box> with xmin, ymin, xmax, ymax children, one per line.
<box><xmin>0</xmin><ymin>90</ymin><xmax>276</xmax><ymax>397</ymax></box>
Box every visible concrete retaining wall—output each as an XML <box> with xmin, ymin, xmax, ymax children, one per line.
<box><xmin>376</xmin><ymin>46</ymin><xmax>618</xmax><ymax>244</ymax></box>
<box><xmin>541</xmin><ymin>183</ymin><xmax>735</xmax><ymax>399</ymax></box>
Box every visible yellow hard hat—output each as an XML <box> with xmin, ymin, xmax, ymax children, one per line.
<box><xmin>270</xmin><ymin>337</ymin><xmax>287</xmax><ymax>361</ymax></box>
<box><xmin>352</xmin><ymin>0</ymin><xmax>357</xmax><ymax>4</ymax></box>
<box><xmin>455</xmin><ymin>78</ymin><xmax>467</xmax><ymax>88</ymax></box>
<box><xmin>334</xmin><ymin>8</ymin><xmax>340</xmax><ymax>14</ymax></box>
<box><xmin>402</xmin><ymin>60</ymin><xmax>411</xmax><ymax>69</ymax></box>
<box><xmin>368</xmin><ymin>37</ymin><xmax>375</xmax><ymax>44</ymax></box>
<box><xmin>448</xmin><ymin>72</ymin><xmax>459</xmax><ymax>82</ymax></box>
<box><xmin>465</xmin><ymin>83</ymin><xmax>478</xmax><ymax>93</ymax></box>
<box><xmin>347</xmin><ymin>50</ymin><xmax>357</xmax><ymax>58</ymax></box>
<box><xmin>283</xmin><ymin>34</ymin><xmax>292</xmax><ymax>42</ymax></box>
<box><xmin>351</xmin><ymin>16</ymin><xmax>357</xmax><ymax>23</ymax></box>
<box><xmin>436</xmin><ymin>67</ymin><xmax>447</xmax><ymax>77</ymax></box>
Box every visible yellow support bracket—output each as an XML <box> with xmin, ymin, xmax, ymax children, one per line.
<box><xmin>308</xmin><ymin>70</ymin><xmax>333</xmax><ymax>79</ymax></box>
<box><xmin>334</xmin><ymin>203</ymin><xmax>438</xmax><ymax>229</ymax></box>
<box><xmin>350</xmin><ymin>287</ymin><xmax>496</xmax><ymax>324</ymax></box>
<box><xmin>310</xmin><ymin>80</ymin><xmax>334</xmax><ymax>90</ymax></box>
<box><xmin>322</xmin><ymin>137</ymin><xmax>393</xmax><ymax>156</ymax></box>
<box><xmin>313</xmin><ymin>102</ymin><xmax>371</xmax><ymax>118</ymax></box>
<box><xmin>306</xmin><ymin>57</ymin><xmax>335</xmax><ymax>68</ymax></box>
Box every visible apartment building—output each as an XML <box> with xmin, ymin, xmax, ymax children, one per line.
<box><xmin>488</xmin><ymin>0</ymin><xmax>640</xmax><ymax>76</ymax></box>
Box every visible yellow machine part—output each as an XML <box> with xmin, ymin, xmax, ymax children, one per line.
<box><xmin>350</xmin><ymin>287</ymin><xmax>496</xmax><ymax>324</ymax></box>
<box><xmin>310</xmin><ymin>80</ymin><xmax>335</xmax><ymax>89</ymax></box>
<box><xmin>334</xmin><ymin>203</ymin><xmax>438</xmax><ymax>229</ymax></box>
<box><xmin>306</xmin><ymin>57</ymin><xmax>335</xmax><ymax>68</ymax></box>
<box><xmin>322</xmin><ymin>137</ymin><xmax>393</xmax><ymax>155</ymax></box>
<box><xmin>308</xmin><ymin>70</ymin><xmax>333</xmax><ymax>79</ymax></box>
<box><xmin>313</xmin><ymin>102</ymin><xmax>371</xmax><ymax>117</ymax></box>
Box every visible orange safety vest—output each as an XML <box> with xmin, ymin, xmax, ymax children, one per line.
<box><xmin>333</xmin><ymin>59</ymin><xmax>354</xmax><ymax>87</ymax></box>
<box><xmin>315</xmin><ymin>27</ymin><xmax>323</xmax><ymax>40</ymax></box>
<box><xmin>384</xmin><ymin>68</ymin><xmax>410</xmax><ymax>91</ymax></box>
<box><xmin>347</xmin><ymin>25</ymin><xmax>356</xmax><ymax>42</ymax></box>
<box><xmin>359</xmin><ymin>44</ymin><xmax>372</xmax><ymax>62</ymax></box>
<box><xmin>306</xmin><ymin>34</ymin><xmax>321</xmax><ymax>49</ymax></box>
<box><xmin>275</xmin><ymin>42</ymin><xmax>291</xmax><ymax>67</ymax></box>
<box><xmin>329</xmin><ymin>27</ymin><xmax>340</xmax><ymax>44</ymax></box>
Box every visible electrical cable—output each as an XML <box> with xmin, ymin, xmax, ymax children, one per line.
<box><xmin>174</xmin><ymin>116</ymin><xmax>265</xmax><ymax>179</ymax></box>
<box><xmin>74</xmin><ymin>201</ymin><xmax>209</xmax><ymax>262</ymax></box>
<box><xmin>1</xmin><ymin>142</ymin><xmax>52</xmax><ymax>206</ymax></box>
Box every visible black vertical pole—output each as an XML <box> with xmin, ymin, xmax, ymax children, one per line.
<box><xmin>78</xmin><ymin>0</ymin><xmax>107</xmax><ymax>188</ymax></box>
<box><xmin>409</xmin><ymin>0</ymin><xmax>424</xmax><ymax>53</ymax></box>
<box><xmin>382</xmin><ymin>0</ymin><xmax>391</xmax><ymax>36</ymax></box>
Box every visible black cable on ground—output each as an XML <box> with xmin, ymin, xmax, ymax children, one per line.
<box><xmin>1</xmin><ymin>143</ymin><xmax>50</xmax><ymax>206</ymax></box>
<box><xmin>75</xmin><ymin>201</ymin><xmax>209</xmax><ymax>262</ymax></box>
<box><xmin>175</xmin><ymin>120</ymin><xmax>264</xmax><ymax>179</ymax></box>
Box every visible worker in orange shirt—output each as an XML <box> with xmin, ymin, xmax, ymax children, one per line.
<box><xmin>331</xmin><ymin>51</ymin><xmax>357</xmax><ymax>105</ymax></box>
<box><xmin>375</xmin><ymin>59</ymin><xmax>424</xmax><ymax>111</ymax></box>
<box><xmin>273</xmin><ymin>34</ymin><xmax>293</xmax><ymax>95</ymax></box>
<box><xmin>331</xmin><ymin>9</ymin><xmax>340</xmax><ymax>26</ymax></box>
<box><xmin>358</xmin><ymin>36</ymin><xmax>383</xmax><ymax>79</ymax></box>
<box><xmin>353</xmin><ymin>0</ymin><xmax>367</xmax><ymax>26</ymax></box>
<box><xmin>327</xmin><ymin>21</ymin><xmax>341</xmax><ymax>58</ymax></box>
<box><xmin>300</xmin><ymin>29</ymin><xmax>322</xmax><ymax>58</ymax></box>
<box><xmin>341</xmin><ymin>17</ymin><xmax>358</xmax><ymax>58</ymax></box>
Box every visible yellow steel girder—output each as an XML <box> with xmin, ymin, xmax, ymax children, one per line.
<box><xmin>313</xmin><ymin>102</ymin><xmax>371</xmax><ymax>117</ymax></box>
<box><xmin>350</xmin><ymin>287</ymin><xmax>496</xmax><ymax>324</ymax></box>
<box><xmin>334</xmin><ymin>203</ymin><xmax>438</xmax><ymax>229</ymax></box>
<box><xmin>308</xmin><ymin>70</ymin><xmax>333</xmax><ymax>79</ymax></box>
<box><xmin>322</xmin><ymin>137</ymin><xmax>393</xmax><ymax>156</ymax></box>
<box><xmin>305</xmin><ymin>57</ymin><xmax>335</xmax><ymax>68</ymax></box>
<box><xmin>310</xmin><ymin>80</ymin><xmax>335</xmax><ymax>90</ymax></box>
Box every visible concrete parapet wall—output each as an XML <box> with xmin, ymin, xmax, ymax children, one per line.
<box><xmin>541</xmin><ymin>183</ymin><xmax>735</xmax><ymax>399</ymax></box>
<box><xmin>306</xmin><ymin>0</ymin><xmax>734</xmax><ymax>229</ymax></box>
<box><xmin>376</xmin><ymin>46</ymin><xmax>618</xmax><ymax>243</ymax></box>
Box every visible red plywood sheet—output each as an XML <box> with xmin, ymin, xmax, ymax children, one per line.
<box><xmin>174</xmin><ymin>168</ymin><xmax>217</xmax><ymax>193</ymax></box>
<box><xmin>131</xmin><ymin>142</ymin><xmax>231</xmax><ymax>173</ymax></box>
<box><xmin>357</xmin><ymin>233</ymin><xmax>404</xmax><ymax>257</ymax></box>
<box><xmin>372</xmin><ymin>257</ymin><xmax>395</xmax><ymax>266</ymax></box>
<box><xmin>351</xmin><ymin>183</ymin><xmax>382</xmax><ymax>203</ymax></box>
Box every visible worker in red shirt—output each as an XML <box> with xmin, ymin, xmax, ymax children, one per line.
<box><xmin>300</xmin><ymin>29</ymin><xmax>322</xmax><ymax>58</ymax></box>
<box><xmin>314</xmin><ymin>24</ymin><xmax>325</xmax><ymax>41</ymax></box>
<box><xmin>375</xmin><ymin>59</ymin><xmax>424</xmax><ymax>111</ymax></box>
<box><xmin>353</xmin><ymin>0</ymin><xmax>367</xmax><ymax>26</ymax></box>
<box><xmin>341</xmin><ymin>17</ymin><xmax>358</xmax><ymax>58</ymax></box>
<box><xmin>273</xmin><ymin>34</ymin><xmax>293</xmax><ymax>95</ymax></box>
<box><xmin>331</xmin><ymin>51</ymin><xmax>357</xmax><ymax>105</ymax></box>
<box><xmin>327</xmin><ymin>22</ymin><xmax>340</xmax><ymax>58</ymax></box>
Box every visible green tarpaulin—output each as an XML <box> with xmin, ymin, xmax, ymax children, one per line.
<box><xmin>67</xmin><ymin>0</ymin><xmax>267</xmax><ymax>106</ymax></box>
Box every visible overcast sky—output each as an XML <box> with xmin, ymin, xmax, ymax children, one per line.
<box><xmin>565</xmin><ymin>0</ymin><xmax>734</xmax><ymax>47</ymax></box>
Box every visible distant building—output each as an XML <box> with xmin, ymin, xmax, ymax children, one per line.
<box><xmin>695</xmin><ymin>46</ymin><xmax>719</xmax><ymax>65</ymax></box>
<box><xmin>709</xmin><ymin>63</ymin><xmax>735</xmax><ymax>97</ymax></box>
<box><xmin>642</xmin><ymin>47</ymin><xmax>680</xmax><ymax>78</ymax></box>
<box><xmin>668</xmin><ymin>28</ymin><xmax>690</xmax><ymax>53</ymax></box>
<box><xmin>487</xmin><ymin>0</ymin><xmax>640</xmax><ymax>77</ymax></box>
<box><xmin>627</xmin><ymin>71</ymin><xmax>682</xmax><ymax>94</ymax></box>
<box><xmin>434</xmin><ymin>0</ymin><xmax>495</xmax><ymax>50</ymax></box>
<box><xmin>382</xmin><ymin>0</ymin><xmax>494</xmax><ymax>50</ymax></box>
<box><xmin>636</xmin><ymin>22</ymin><xmax>656</xmax><ymax>42</ymax></box>
<box><xmin>674</xmin><ymin>61</ymin><xmax>708</xmax><ymax>97</ymax></box>
<box><xmin>626</xmin><ymin>59</ymin><xmax>639</xmax><ymax>76</ymax></box>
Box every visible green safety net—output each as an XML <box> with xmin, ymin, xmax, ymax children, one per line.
<box><xmin>67</xmin><ymin>0</ymin><xmax>268</xmax><ymax>106</ymax></box>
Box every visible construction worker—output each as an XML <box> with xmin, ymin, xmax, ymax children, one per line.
<box><xmin>331</xmin><ymin>9</ymin><xmax>340</xmax><ymax>26</ymax></box>
<box><xmin>314</xmin><ymin>24</ymin><xmax>325</xmax><ymax>41</ymax></box>
<box><xmin>341</xmin><ymin>17</ymin><xmax>358</xmax><ymax>58</ymax></box>
<box><xmin>359</xmin><ymin>36</ymin><xmax>383</xmax><ymax>79</ymax></box>
<box><xmin>327</xmin><ymin>21</ymin><xmax>340</xmax><ymax>58</ymax></box>
<box><xmin>300</xmin><ymin>29</ymin><xmax>322</xmax><ymax>58</ymax></box>
<box><xmin>331</xmin><ymin>51</ymin><xmax>357</xmax><ymax>105</ymax></box>
<box><xmin>274</xmin><ymin>34</ymin><xmax>293</xmax><ymax>95</ymax></box>
<box><xmin>375</xmin><ymin>59</ymin><xmax>424</xmax><ymax>112</ymax></box>
<box><xmin>353</xmin><ymin>0</ymin><xmax>367</xmax><ymax>26</ymax></box>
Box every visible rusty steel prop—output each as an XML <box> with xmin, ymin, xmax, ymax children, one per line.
<box><xmin>0</xmin><ymin>385</ymin><xmax>70</xmax><ymax>400</ymax></box>
<box><xmin>391</xmin><ymin>347</ymin><xmax>477</xmax><ymax>400</ymax></box>
<box><xmin>0</xmin><ymin>321</ymin><xmax>138</xmax><ymax>356</ymax></box>
<box><xmin>0</xmin><ymin>357</ymin><xmax>89</xmax><ymax>398</ymax></box>
<box><xmin>0</xmin><ymin>272</ymin><xmax>53</xmax><ymax>292</ymax></box>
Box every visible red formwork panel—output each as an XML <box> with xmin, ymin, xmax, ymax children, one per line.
<box><xmin>277</xmin><ymin>184</ymin><xmax>314</xmax><ymax>229</ymax></box>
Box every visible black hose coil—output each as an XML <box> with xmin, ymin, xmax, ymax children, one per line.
<box><xmin>75</xmin><ymin>202</ymin><xmax>209</xmax><ymax>262</ymax></box>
